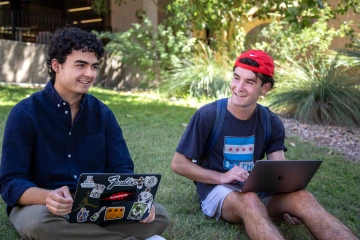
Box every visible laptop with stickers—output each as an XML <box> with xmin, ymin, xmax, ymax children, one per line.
<box><xmin>223</xmin><ymin>160</ymin><xmax>322</xmax><ymax>193</ymax></box>
<box><xmin>66</xmin><ymin>173</ymin><xmax>161</xmax><ymax>224</ymax></box>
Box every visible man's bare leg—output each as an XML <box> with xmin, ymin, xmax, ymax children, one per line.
<box><xmin>221</xmin><ymin>191</ymin><xmax>285</xmax><ymax>240</ymax></box>
<box><xmin>267</xmin><ymin>190</ymin><xmax>358</xmax><ymax>240</ymax></box>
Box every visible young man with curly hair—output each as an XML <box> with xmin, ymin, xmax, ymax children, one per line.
<box><xmin>0</xmin><ymin>26</ymin><xmax>169</xmax><ymax>240</ymax></box>
<box><xmin>172</xmin><ymin>50</ymin><xmax>357</xmax><ymax>240</ymax></box>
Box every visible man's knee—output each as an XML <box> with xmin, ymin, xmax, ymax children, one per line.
<box><xmin>10</xmin><ymin>205</ymin><xmax>57</xmax><ymax>239</ymax></box>
<box><xmin>290</xmin><ymin>190</ymin><xmax>318</xmax><ymax>208</ymax></box>
<box><xmin>222</xmin><ymin>192</ymin><xmax>266</xmax><ymax>221</ymax></box>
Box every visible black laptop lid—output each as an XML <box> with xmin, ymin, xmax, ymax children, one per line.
<box><xmin>66</xmin><ymin>173</ymin><xmax>161</xmax><ymax>224</ymax></box>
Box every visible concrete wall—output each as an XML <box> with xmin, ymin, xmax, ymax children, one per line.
<box><xmin>0</xmin><ymin>39</ymin><xmax>141</xmax><ymax>90</ymax></box>
<box><xmin>0</xmin><ymin>39</ymin><xmax>48</xmax><ymax>85</ymax></box>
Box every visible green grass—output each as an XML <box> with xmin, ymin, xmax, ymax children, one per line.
<box><xmin>0</xmin><ymin>85</ymin><xmax>359</xmax><ymax>239</ymax></box>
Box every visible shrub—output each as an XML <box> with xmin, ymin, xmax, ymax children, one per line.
<box><xmin>161</xmin><ymin>42</ymin><xmax>232</xmax><ymax>99</ymax></box>
<box><xmin>254</xmin><ymin>6</ymin><xmax>354</xmax><ymax>63</ymax></box>
<box><xmin>268</xmin><ymin>56</ymin><xmax>360</xmax><ymax>127</ymax></box>
<box><xmin>96</xmin><ymin>17</ymin><xmax>196</xmax><ymax>88</ymax></box>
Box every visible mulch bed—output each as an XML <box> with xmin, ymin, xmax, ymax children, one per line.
<box><xmin>281</xmin><ymin>118</ymin><xmax>360</xmax><ymax>162</ymax></box>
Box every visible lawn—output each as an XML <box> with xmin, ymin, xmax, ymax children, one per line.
<box><xmin>0</xmin><ymin>84</ymin><xmax>359</xmax><ymax>239</ymax></box>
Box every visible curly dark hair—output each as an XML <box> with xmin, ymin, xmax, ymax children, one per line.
<box><xmin>233</xmin><ymin>58</ymin><xmax>274</xmax><ymax>88</ymax></box>
<box><xmin>46</xmin><ymin>26</ymin><xmax>105</xmax><ymax>80</ymax></box>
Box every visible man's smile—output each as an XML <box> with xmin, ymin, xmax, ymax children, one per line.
<box><xmin>77</xmin><ymin>79</ymin><xmax>92</xmax><ymax>84</ymax></box>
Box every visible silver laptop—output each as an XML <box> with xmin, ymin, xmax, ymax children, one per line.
<box><xmin>223</xmin><ymin>160</ymin><xmax>322</xmax><ymax>193</ymax></box>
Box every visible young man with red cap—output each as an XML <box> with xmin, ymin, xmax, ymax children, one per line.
<box><xmin>171</xmin><ymin>50</ymin><xmax>357</xmax><ymax>239</ymax></box>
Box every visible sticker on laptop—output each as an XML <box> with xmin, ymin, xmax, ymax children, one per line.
<box><xmin>138</xmin><ymin>188</ymin><xmax>153</xmax><ymax>213</ymax></box>
<box><xmin>90</xmin><ymin>206</ymin><xmax>106</xmax><ymax>221</ymax></box>
<box><xmin>77</xmin><ymin>207</ymin><xmax>90</xmax><ymax>222</ymax></box>
<box><xmin>101</xmin><ymin>189</ymin><xmax>136</xmax><ymax>203</ymax></box>
<box><xmin>104</xmin><ymin>207</ymin><xmax>125</xmax><ymax>221</ymax></box>
<box><xmin>107</xmin><ymin>175</ymin><xmax>137</xmax><ymax>190</ymax></box>
<box><xmin>73</xmin><ymin>192</ymin><xmax>98</xmax><ymax>211</ymax></box>
<box><xmin>127</xmin><ymin>202</ymin><xmax>147</xmax><ymax>220</ymax></box>
<box><xmin>144</xmin><ymin>176</ymin><xmax>158</xmax><ymax>188</ymax></box>
<box><xmin>89</xmin><ymin>184</ymin><xmax>106</xmax><ymax>198</ymax></box>
<box><xmin>134</xmin><ymin>177</ymin><xmax>145</xmax><ymax>189</ymax></box>
<box><xmin>80</xmin><ymin>176</ymin><xmax>96</xmax><ymax>188</ymax></box>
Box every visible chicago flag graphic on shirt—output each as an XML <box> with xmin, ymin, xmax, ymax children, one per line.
<box><xmin>223</xmin><ymin>136</ymin><xmax>255</xmax><ymax>171</ymax></box>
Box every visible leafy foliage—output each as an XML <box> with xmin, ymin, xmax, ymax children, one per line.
<box><xmin>254</xmin><ymin>6</ymin><xmax>354</xmax><ymax>63</ymax></box>
<box><xmin>166</xmin><ymin>0</ymin><xmax>358</xmax><ymax>32</ymax></box>
<box><xmin>166</xmin><ymin>0</ymin><xmax>359</xmax><ymax>55</ymax></box>
<box><xmin>161</xmin><ymin>42</ymin><xmax>232</xmax><ymax>98</ymax></box>
<box><xmin>268</xmin><ymin>56</ymin><xmax>360</xmax><ymax>127</ymax></box>
<box><xmin>89</xmin><ymin>0</ymin><xmax>110</xmax><ymax>15</ymax></box>
<box><xmin>91</xmin><ymin>0</ymin><xmax>360</xmax><ymax>106</ymax></box>
<box><xmin>96</xmin><ymin>17</ymin><xmax>196</xmax><ymax>88</ymax></box>
<box><xmin>166</xmin><ymin>0</ymin><xmax>248</xmax><ymax>57</ymax></box>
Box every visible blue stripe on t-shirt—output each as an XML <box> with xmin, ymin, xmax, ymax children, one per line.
<box><xmin>225</xmin><ymin>136</ymin><xmax>255</xmax><ymax>145</ymax></box>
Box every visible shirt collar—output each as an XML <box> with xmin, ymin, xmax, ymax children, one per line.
<box><xmin>44</xmin><ymin>80</ymin><xmax>87</xmax><ymax>108</ymax></box>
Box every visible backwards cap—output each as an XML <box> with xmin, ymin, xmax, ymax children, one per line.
<box><xmin>233</xmin><ymin>50</ymin><xmax>274</xmax><ymax>77</ymax></box>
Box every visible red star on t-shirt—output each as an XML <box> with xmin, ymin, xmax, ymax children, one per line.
<box><xmin>242</xmin><ymin>147</ymin><xmax>246</xmax><ymax>152</ymax></box>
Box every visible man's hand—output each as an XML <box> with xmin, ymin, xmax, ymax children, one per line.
<box><xmin>220</xmin><ymin>166</ymin><xmax>249</xmax><ymax>184</ymax></box>
<box><xmin>45</xmin><ymin>186</ymin><xmax>73</xmax><ymax>216</ymax></box>
<box><xmin>139</xmin><ymin>205</ymin><xmax>155</xmax><ymax>223</ymax></box>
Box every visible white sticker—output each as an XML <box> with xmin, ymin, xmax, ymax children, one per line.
<box><xmin>80</xmin><ymin>176</ymin><xmax>96</xmax><ymax>188</ymax></box>
<box><xmin>144</xmin><ymin>176</ymin><xmax>158</xmax><ymax>188</ymax></box>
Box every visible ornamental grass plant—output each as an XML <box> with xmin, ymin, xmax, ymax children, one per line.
<box><xmin>161</xmin><ymin>41</ymin><xmax>232</xmax><ymax>99</ymax></box>
<box><xmin>268</xmin><ymin>56</ymin><xmax>360</xmax><ymax>127</ymax></box>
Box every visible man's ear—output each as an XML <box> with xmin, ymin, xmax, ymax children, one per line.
<box><xmin>51</xmin><ymin>59</ymin><xmax>60</xmax><ymax>73</ymax></box>
<box><xmin>261</xmin><ymin>83</ymin><xmax>271</xmax><ymax>95</ymax></box>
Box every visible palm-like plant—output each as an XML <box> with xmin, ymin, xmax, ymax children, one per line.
<box><xmin>161</xmin><ymin>41</ymin><xmax>232</xmax><ymax>99</ymax></box>
<box><xmin>268</xmin><ymin>56</ymin><xmax>360</xmax><ymax>127</ymax></box>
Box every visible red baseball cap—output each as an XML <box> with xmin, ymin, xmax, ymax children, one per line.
<box><xmin>233</xmin><ymin>50</ymin><xmax>274</xmax><ymax>77</ymax></box>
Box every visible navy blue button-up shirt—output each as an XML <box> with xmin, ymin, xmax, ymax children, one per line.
<box><xmin>0</xmin><ymin>81</ymin><xmax>134</xmax><ymax>215</ymax></box>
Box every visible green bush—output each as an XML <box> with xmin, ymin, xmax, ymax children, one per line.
<box><xmin>254</xmin><ymin>6</ymin><xmax>354</xmax><ymax>63</ymax></box>
<box><xmin>268</xmin><ymin>56</ymin><xmax>360</xmax><ymax>127</ymax></box>
<box><xmin>161</xmin><ymin>42</ymin><xmax>232</xmax><ymax>99</ymax></box>
<box><xmin>96</xmin><ymin>17</ymin><xmax>196</xmax><ymax>88</ymax></box>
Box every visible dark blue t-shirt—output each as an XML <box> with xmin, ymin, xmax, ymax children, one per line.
<box><xmin>176</xmin><ymin>100</ymin><xmax>286</xmax><ymax>201</ymax></box>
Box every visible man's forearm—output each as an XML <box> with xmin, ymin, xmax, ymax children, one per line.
<box><xmin>17</xmin><ymin>187</ymin><xmax>51</xmax><ymax>206</ymax></box>
<box><xmin>171</xmin><ymin>152</ymin><xmax>224</xmax><ymax>184</ymax></box>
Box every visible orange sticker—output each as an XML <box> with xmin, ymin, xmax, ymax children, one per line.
<box><xmin>104</xmin><ymin>207</ymin><xmax>125</xmax><ymax>221</ymax></box>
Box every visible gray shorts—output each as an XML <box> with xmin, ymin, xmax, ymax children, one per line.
<box><xmin>201</xmin><ymin>184</ymin><xmax>273</xmax><ymax>221</ymax></box>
